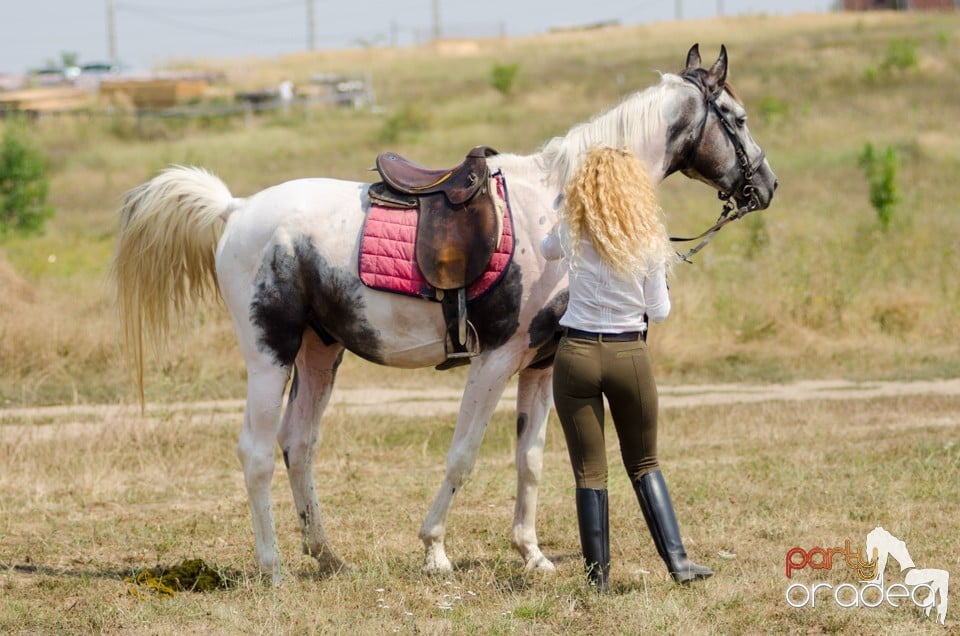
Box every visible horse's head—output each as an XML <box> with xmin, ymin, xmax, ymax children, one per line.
<box><xmin>666</xmin><ymin>44</ymin><xmax>778</xmax><ymax>213</ymax></box>
<box><xmin>866</xmin><ymin>526</ymin><xmax>916</xmax><ymax>574</ymax></box>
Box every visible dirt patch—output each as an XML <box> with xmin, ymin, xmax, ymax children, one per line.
<box><xmin>331</xmin><ymin>377</ymin><xmax>960</xmax><ymax>415</ymax></box>
<box><xmin>3</xmin><ymin>378</ymin><xmax>960</xmax><ymax>425</ymax></box>
<box><xmin>657</xmin><ymin>378</ymin><xmax>960</xmax><ymax>409</ymax></box>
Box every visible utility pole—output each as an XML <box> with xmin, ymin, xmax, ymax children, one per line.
<box><xmin>717</xmin><ymin>0</ymin><xmax>725</xmax><ymax>16</ymax></box>
<box><xmin>675</xmin><ymin>0</ymin><xmax>683</xmax><ymax>21</ymax></box>
<box><xmin>306</xmin><ymin>0</ymin><xmax>315</xmax><ymax>51</ymax></box>
<box><xmin>106</xmin><ymin>0</ymin><xmax>118</xmax><ymax>63</ymax></box>
<box><xmin>432</xmin><ymin>0</ymin><xmax>441</xmax><ymax>41</ymax></box>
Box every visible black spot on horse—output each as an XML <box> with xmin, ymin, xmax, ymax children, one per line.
<box><xmin>249</xmin><ymin>236</ymin><xmax>384</xmax><ymax>367</ymax></box>
<box><xmin>249</xmin><ymin>243</ymin><xmax>307</xmax><ymax>367</ymax></box>
<box><xmin>517</xmin><ymin>412</ymin><xmax>528</xmax><ymax>439</ymax></box>
<box><xmin>468</xmin><ymin>263</ymin><xmax>522</xmax><ymax>351</ymax></box>
<box><xmin>526</xmin><ymin>290</ymin><xmax>567</xmax><ymax>369</ymax></box>
<box><xmin>528</xmin><ymin>291</ymin><xmax>567</xmax><ymax>348</ymax></box>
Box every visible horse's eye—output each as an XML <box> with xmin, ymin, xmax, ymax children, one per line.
<box><xmin>736</xmin><ymin>116</ymin><xmax>747</xmax><ymax>128</ymax></box>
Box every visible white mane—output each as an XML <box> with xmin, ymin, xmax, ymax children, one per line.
<box><xmin>538</xmin><ymin>73</ymin><xmax>684</xmax><ymax>188</ymax></box>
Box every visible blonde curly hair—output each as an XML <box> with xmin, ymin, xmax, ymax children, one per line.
<box><xmin>561</xmin><ymin>145</ymin><xmax>672</xmax><ymax>276</ymax></box>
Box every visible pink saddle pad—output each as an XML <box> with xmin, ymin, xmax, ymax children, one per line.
<box><xmin>359</xmin><ymin>171</ymin><xmax>513</xmax><ymax>301</ymax></box>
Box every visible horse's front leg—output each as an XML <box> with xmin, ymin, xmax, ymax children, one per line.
<box><xmin>512</xmin><ymin>365</ymin><xmax>556</xmax><ymax>573</ymax></box>
<box><xmin>419</xmin><ymin>352</ymin><xmax>517</xmax><ymax>573</ymax></box>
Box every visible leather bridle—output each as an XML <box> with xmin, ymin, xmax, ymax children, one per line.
<box><xmin>670</xmin><ymin>77</ymin><xmax>767</xmax><ymax>263</ymax></box>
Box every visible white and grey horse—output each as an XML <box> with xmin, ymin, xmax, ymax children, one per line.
<box><xmin>111</xmin><ymin>44</ymin><xmax>777</xmax><ymax>584</ymax></box>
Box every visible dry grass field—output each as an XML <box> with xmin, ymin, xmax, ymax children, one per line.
<box><xmin>1</xmin><ymin>8</ymin><xmax>959</xmax><ymax>634</ymax></box>
<box><xmin>1</xmin><ymin>377</ymin><xmax>958</xmax><ymax>633</ymax></box>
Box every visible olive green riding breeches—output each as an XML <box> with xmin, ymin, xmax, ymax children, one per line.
<box><xmin>552</xmin><ymin>334</ymin><xmax>660</xmax><ymax>489</ymax></box>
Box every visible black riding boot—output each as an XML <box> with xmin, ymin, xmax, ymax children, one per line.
<box><xmin>575</xmin><ymin>488</ymin><xmax>610</xmax><ymax>592</ymax></box>
<box><xmin>634</xmin><ymin>470</ymin><xmax>713</xmax><ymax>584</ymax></box>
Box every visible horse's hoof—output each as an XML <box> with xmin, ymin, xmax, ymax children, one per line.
<box><xmin>307</xmin><ymin>546</ymin><xmax>349</xmax><ymax>576</ymax></box>
<box><xmin>256</xmin><ymin>568</ymin><xmax>283</xmax><ymax>587</ymax></box>
<box><xmin>523</xmin><ymin>554</ymin><xmax>556</xmax><ymax>574</ymax></box>
<box><xmin>422</xmin><ymin>551</ymin><xmax>454</xmax><ymax>574</ymax></box>
<box><xmin>255</xmin><ymin>554</ymin><xmax>283</xmax><ymax>586</ymax></box>
<box><xmin>422</xmin><ymin>561</ymin><xmax>454</xmax><ymax>574</ymax></box>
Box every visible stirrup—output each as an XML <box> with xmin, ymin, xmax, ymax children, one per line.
<box><xmin>434</xmin><ymin>322</ymin><xmax>479</xmax><ymax>370</ymax></box>
<box><xmin>445</xmin><ymin>320</ymin><xmax>479</xmax><ymax>360</ymax></box>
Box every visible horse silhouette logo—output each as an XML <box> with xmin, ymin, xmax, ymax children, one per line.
<box><xmin>866</xmin><ymin>526</ymin><xmax>949</xmax><ymax>625</ymax></box>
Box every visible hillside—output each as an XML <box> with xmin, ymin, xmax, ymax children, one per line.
<box><xmin>1</xmin><ymin>10</ymin><xmax>958</xmax><ymax>406</ymax></box>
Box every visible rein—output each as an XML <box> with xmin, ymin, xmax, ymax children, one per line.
<box><xmin>670</xmin><ymin>79</ymin><xmax>765</xmax><ymax>263</ymax></box>
<box><xmin>669</xmin><ymin>199</ymin><xmax>753</xmax><ymax>263</ymax></box>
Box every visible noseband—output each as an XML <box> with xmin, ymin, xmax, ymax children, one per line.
<box><xmin>671</xmin><ymin>77</ymin><xmax>767</xmax><ymax>262</ymax></box>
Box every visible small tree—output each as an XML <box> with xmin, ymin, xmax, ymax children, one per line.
<box><xmin>858</xmin><ymin>143</ymin><xmax>899</xmax><ymax>232</ymax></box>
<box><xmin>0</xmin><ymin>125</ymin><xmax>54</xmax><ymax>237</ymax></box>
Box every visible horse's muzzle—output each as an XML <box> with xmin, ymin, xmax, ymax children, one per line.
<box><xmin>736</xmin><ymin>161</ymin><xmax>778</xmax><ymax>211</ymax></box>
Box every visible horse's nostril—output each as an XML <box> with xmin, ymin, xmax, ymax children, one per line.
<box><xmin>773</xmin><ymin>179</ymin><xmax>779</xmax><ymax>191</ymax></box>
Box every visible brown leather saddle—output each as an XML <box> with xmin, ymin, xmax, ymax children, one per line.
<box><xmin>372</xmin><ymin>146</ymin><xmax>500</xmax><ymax>290</ymax></box>
<box><xmin>368</xmin><ymin>145</ymin><xmax>500</xmax><ymax>366</ymax></box>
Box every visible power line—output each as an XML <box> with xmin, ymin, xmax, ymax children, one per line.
<box><xmin>116</xmin><ymin>0</ymin><xmax>303</xmax><ymax>16</ymax></box>
<box><xmin>117</xmin><ymin>4</ymin><xmax>303</xmax><ymax>44</ymax></box>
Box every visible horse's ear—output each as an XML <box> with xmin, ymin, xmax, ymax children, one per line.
<box><xmin>685</xmin><ymin>43</ymin><xmax>702</xmax><ymax>72</ymax></box>
<box><xmin>705</xmin><ymin>44</ymin><xmax>728</xmax><ymax>93</ymax></box>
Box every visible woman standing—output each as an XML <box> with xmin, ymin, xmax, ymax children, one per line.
<box><xmin>542</xmin><ymin>146</ymin><xmax>712</xmax><ymax>592</ymax></box>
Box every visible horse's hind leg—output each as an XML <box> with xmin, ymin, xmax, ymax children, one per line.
<box><xmin>236</xmin><ymin>353</ymin><xmax>292</xmax><ymax>585</ymax></box>
<box><xmin>513</xmin><ymin>365</ymin><xmax>556</xmax><ymax>573</ymax></box>
<box><xmin>276</xmin><ymin>330</ymin><xmax>347</xmax><ymax>575</ymax></box>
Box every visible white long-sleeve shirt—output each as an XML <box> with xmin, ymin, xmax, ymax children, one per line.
<box><xmin>541</xmin><ymin>224</ymin><xmax>670</xmax><ymax>333</ymax></box>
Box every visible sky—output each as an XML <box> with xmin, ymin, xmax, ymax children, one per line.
<box><xmin>1</xmin><ymin>0</ymin><xmax>832</xmax><ymax>76</ymax></box>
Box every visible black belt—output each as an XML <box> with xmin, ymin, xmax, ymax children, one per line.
<box><xmin>564</xmin><ymin>328</ymin><xmax>644</xmax><ymax>342</ymax></box>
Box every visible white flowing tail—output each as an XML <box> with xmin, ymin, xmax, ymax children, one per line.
<box><xmin>109</xmin><ymin>166</ymin><xmax>238</xmax><ymax>406</ymax></box>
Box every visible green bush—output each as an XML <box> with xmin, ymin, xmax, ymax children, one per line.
<box><xmin>378</xmin><ymin>105</ymin><xmax>430</xmax><ymax>143</ymax></box>
<box><xmin>0</xmin><ymin>125</ymin><xmax>54</xmax><ymax>237</ymax></box>
<box><xmin>858</xmin><ymin>143</ymin><xmax>899</xmax><ymax>231</ymax></box>
<box><xmin>880</xmin><ymin>38</ymin><xmax>918</xmax><ymax>72</ymax></box>
<box><xmin>490</xmin><ymin>62</ymin><xmax>521</xmax><ymax>96</ymax></box>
